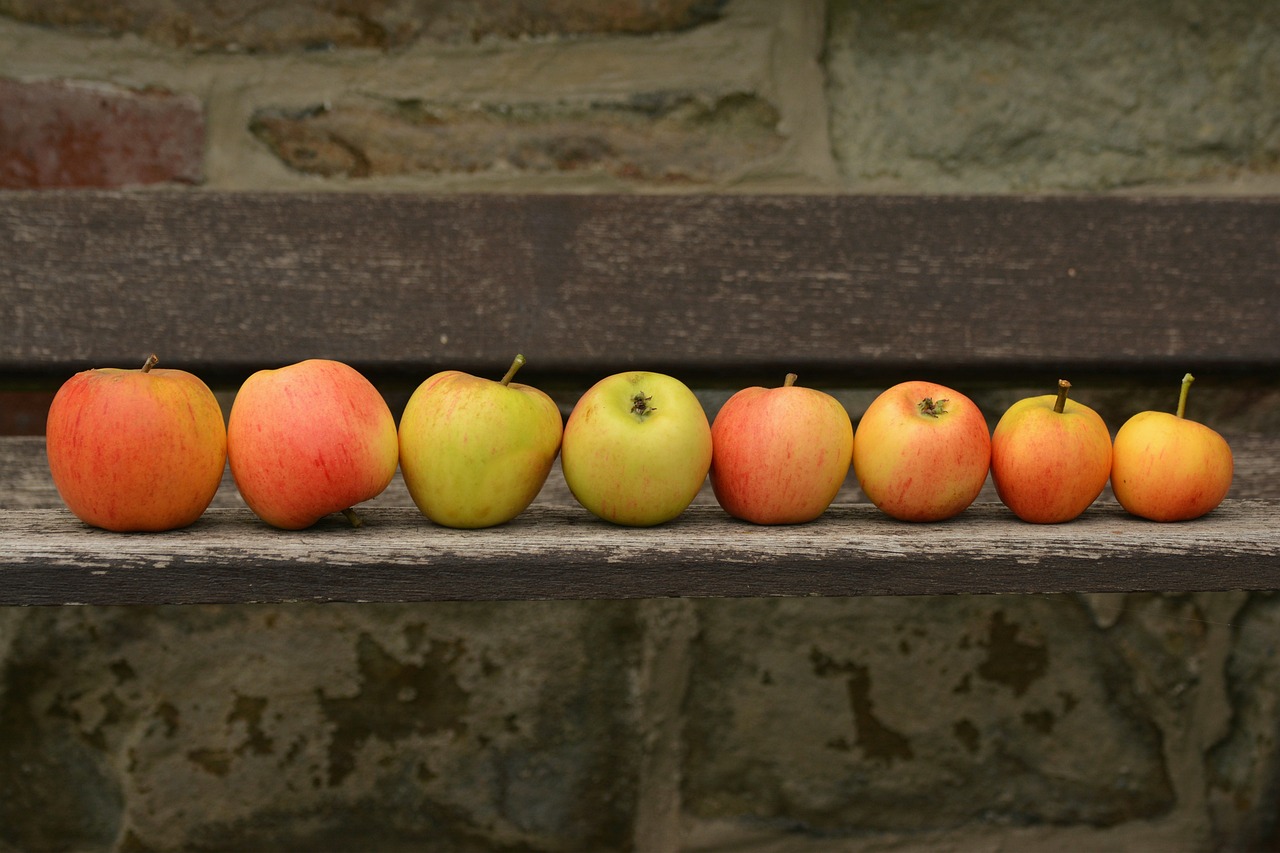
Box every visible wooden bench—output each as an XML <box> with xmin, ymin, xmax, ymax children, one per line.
<box><xmin>2</xmin><ymin>191</ymin><xmax>1278</xmax><ymax>606</ymax></box>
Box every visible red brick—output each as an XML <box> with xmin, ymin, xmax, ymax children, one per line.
<box><xmin>0</xmin><ymin>79</ymin><xmax>204</xmax><ymax>189</ymax></box>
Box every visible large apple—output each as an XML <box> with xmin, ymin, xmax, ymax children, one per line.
<box><xmin>852</xmin><ymin>380</ymin><xmax>991</xmax><ymax>522</ymax></box>
<box><xmin>398</xmin><ymin>354</ymin><xmax>563</xmax><ymax>528</ymax></box>
<box><xmin>45</xmin><ymin>354</ymin><xmax>227</xmax><ymax>532</ymax></box>
<box><xmin>1111</xmin><ymin>373</ymin><xmax>1233</xmax><ymax>521</ymax></box>
<box><xmin>990</xmin><ymin>380</ymin><xmax>1112</xmax><ymax>523</ymax></box>
<box><xmin>561</xmin><ymin>371</ymin><xmax>712</xmax><ymax>526</ymax></box>
<box><xmin>227</xmin><ymin>359</ymin><xmax>398</xmax><ymax>529</ymax></box>
<box><xmin>710</xmin><ymin>373</ymin><xmax>853</xmax><ymax>524</ymax></box>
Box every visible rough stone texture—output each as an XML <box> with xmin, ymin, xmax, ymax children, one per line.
<box><xmin>250</xmin><ymin>93</ymin><xmax>783</xmax><ymax>182</ymax></box>
<box><xmin>826</xmin><ymin>0</ymin><xmax>1280</xmax><ymax>191</ymax></box>
<box><xmin>0</xmin><ymin>78</ymin><xmax>204</xmax><ymax>189</ymax></box>
<box><xmin>0</xmin><ymin>602</ymin><xmax>645</xmax><ymax>851</ymax></box>
<box><xmin>682</xmin><ymin>595</ymin><xmax>1176</xmax><ymax>838</ymax></box>
<box><xmin>0</xmin><ymin>0</ymin><xmax>727</xmax><ymax>52</ymax></box>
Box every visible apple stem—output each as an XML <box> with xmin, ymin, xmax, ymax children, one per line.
<box><xmin>500</xmin><ymin>354</ymin><xmax>526</xmax><ymax>387</ymax></box>
<box><xmin>142</xmin><ymin>354</ymin><xmax>159</xmax><ymax>373</ymax></box>
<box><xmin>1054</xmin><ymin>379</ymin><xmax>1071</xmax><ymax>414</ymax></box>
<box><xmin>1176</xmin><ymin>373</ymin><xmax>1195</xmax><ymax>419</ymax></box>
<box><xmin>784</xmin><ymin>373</ymin><xmax>798</xmax><ymax>387</ymax></box>
<box><xmin>340</xmin><ymin>507</ymin><xmax>364</xmax><ymax>528</ymax></box>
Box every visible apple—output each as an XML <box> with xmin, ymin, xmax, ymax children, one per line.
<box><xmin>852</xmin><ymin>380</ymin><xmax>991</xmax><ymax>522</ymax></box>
<box><xmin>45</xmin><ymin>354</ymin><xmax>227</xmax><ymax>532</ymax></box>
<box><xmin>561</xmin><ymin>371</ymin><xmax>712</xmax><ymax>526</ymax></box>
<box><xmin>398</xmin><ymin>354</ymin><xmax>563</xmax><ymax>528</ymax></box>
<box><xmin>710</xmin><ymin>373</ymin><xmax>853</xmax><ymax>524</ymax></box>
<box><xmin>1111</xmin><ymin>373</ymin><xmax>1233</xmax><ymax>521</ymax></box>
<box><xmin>990</xmin><ymin>380</ymin><xmax>1112</xmax><ymax>523</ymax></box>
<box><xmin>227</xmin><ymin>358</ymin><xmax>398</xmax><ymax>530</ymax></box>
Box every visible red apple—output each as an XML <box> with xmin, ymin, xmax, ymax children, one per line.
<box><xmin>710</xmin><ymin>373</ymin><xmax>853</xmax><ymax>524</ymax></box>
<box><xmin>1111</xmin><ymin>373</ymin><xmax>1233</xmax><ymax>521</ymax></box>
<box><xmin>852</xmin><ymin>381</ymin><xmax>991</xmax><ymax>522</ymax></box>
<box><xmin>227</xmin><ymin>359</ymin><xmax>398</xmax><ymax>529</ymax></box>
<box><xmin>45</xmin><ymin>354</ymin><xmax>227</xmax><ymax>532</ymax></box>
<box><xmin>990</xmin><ymin>380</ymin><xmax>1112</xmax><ymax>523</ymax></box>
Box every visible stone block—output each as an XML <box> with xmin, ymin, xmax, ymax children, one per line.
<box><xmin>0</xmin><ymin>0</ymin><xmax>726</xmax><ymax>52</ymax></box>
<box><xmin>0</xmin><ymin>78</ymin><xmax>203</xmax><ymax>189</ymax></box>
<box><xmin>682</xmin><ymin>595</ymin><xmax>1175</xmax><ymax>838</ymax></box>
<box><xmin>0</xmin><ymin>601</ymin><xmax>645</xmax><ymax>851</ymax></box>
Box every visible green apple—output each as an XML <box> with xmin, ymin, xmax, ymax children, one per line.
<box><xmin>852</xmin><ymin>380</ymin><xmax>991</xmax><ymax>522</ymax></box>
<box><xmin>228</xmin><ymin>358</ymin><xmax>398</xmax><ymax>529</ymax></box>
<box><xmin>1111</xmin><ymin>373</ymin><xmax>1233</xmax><ymax>521</ymax></box>
<box><xmin>45</xmin><ymin>354</ymin><xmax>227</xmax><ymax>532</ymax></box>
<box><xmin>710</xmin><ymin>373</ymin><xmax>853</xmax><ymax>524</ymax></box>
<box><xmin>561</xmin><ymin>371</ymin><xmax>712</xmax><ymax>526</ymax></box>
<box><xmin>398</xmin><ymin>354</ymin><xmax>563</xmax><ymax>528</ymax></box>
<box><xmin>990</xmin><ymin>380</ymin><xmax>1112</xmax><ymax>523</ymax></box>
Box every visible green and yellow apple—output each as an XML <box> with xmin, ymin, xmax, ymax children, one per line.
<box><xmin>710</xmin><ymin>373</ymin><xmax>853</xmax><ymax>524</ymax></box>
<box><xmin>990</xmin><ymin>380</ymin><xmax>1112</xmax><ymax>523</ymax></box>
<box><xmin>561</xmin><ymin>371</ymin><xmax>711</xmax><ymax>526</ymax></box>
<box><xmin>398</xmin><ymin>354</ymin><xmax>563</xmax><ymax>528</ymax></box>
<box><xmin>45</xmin><ymin>354</ymin><xmax>227</xmax><ymax>532</ymax></box>
<box><xmin>852</xmin><ymin>380</ymin><xmax>991</xmax><ymax>522</ymax></box>
<box><xmin>227</xmin><ymin>358</ymin><xmax>398</xmax><ymax>530</ymax></box>
<box><xmin>1111</xmin><ymin>373</ymin><xmax>1233</xmax><ymax>521</ymax></box>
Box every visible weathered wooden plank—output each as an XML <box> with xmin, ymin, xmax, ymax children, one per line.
<box><xmin>3</xmin><ymin>192</ymin><xmax>1278</xmax><ymax>379</ymax></box>
<box><xmin>2</xmin><ymin>502</ymin><xmax>1277</xmax><ymax>605</ymax></box>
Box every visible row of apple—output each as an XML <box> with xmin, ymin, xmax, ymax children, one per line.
<box><xmin>43</xmin><ymin>354</ymin><xmax>1233</xmax><ymax>533</ymax></box>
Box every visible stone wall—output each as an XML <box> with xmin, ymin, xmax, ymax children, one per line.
<box><xmin>3</xmin><ymin>1</ymin><xmax>1280</xmax><ymax>850</ymax></box>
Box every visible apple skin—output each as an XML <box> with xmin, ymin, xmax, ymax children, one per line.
<box><xmin>1111</xmin><ymin>411</ymin><xmax>1232</xmax><ymax>522</ymax></box>
<box><xmin>561</xmin><ymin>371</ymin><xmax>712</xmax><ymax>527</ymax></box>
<box><xmin>398</xmin><ymin>364</ymin><xmax>563</xmax><ymax>528</ymax></box>
<box><xmin>45</xmin><ymin>358</ymin><xmax>227</xmax><ymax>532</ymax></box>
<box><xmin>710</xmin><ymin>376</ymin><xmax>853</xmax><ymax>524</ymax></box>
<box><xmin>227</xmin><ymin>359</ymin><xmax>398</xmax><ymax>530</ymax></box>
<box><xmin>990</xmin><ymin>388</ymin><xmax>1112</xmax><ymax>523</ymax></box>
<box><xmin>852</xmin><ymin>381</ymin><xmax>991</xmax><ymax>522</ymax></box>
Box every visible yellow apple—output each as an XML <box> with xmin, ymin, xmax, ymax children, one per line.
<box><xmin>1111</xmin><ymin>373</ymin><xmax>1233</xmax><ymax>521</ymax></box>
<box><xmin>227</xmin><ymin>359</ymin><xmax>398</xmax><ymax>529</ymax></box>
<box><xmin>398</xmin><ymin>354</ymin><xmax>563</xmax><ymax>528</ymax></box>
<box><xmin>45</xmin><ymin>354</ymin><xmax>227</xmax><ymax>532</ymax></box>
<box><xmin>991</xmin><ymin>380</ymin><xmax>1112</xmax><ymax>523</ymax></box>
<box><xmin>852</xmin><ymin>380</ymin><xmax>991</xmax><ymax>522</ymax></box>
<box><xmin>561</xmin><ymin>371</ymin><xmax>712</xmax><ymax>526</ymax></box>
<box><xmin>710</xmin><ymin>373</ymin><xmax>853</xmax><ymax>524</ymax></box>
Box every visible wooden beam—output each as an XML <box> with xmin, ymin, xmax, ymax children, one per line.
<box><xmin>4</xmin><ymin>192</ymin><xmax>1278</xmax><ymax>379</ymax></box>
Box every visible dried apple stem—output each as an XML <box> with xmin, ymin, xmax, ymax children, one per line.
<box><xmin>1176</xmin><ymin>373</ymin><xmax>1195</xmax><ymax>419</ymax></box>
<box><xmin>341</xmin><ymin>507</ymin><xmax>364</xmax><ymax>528</ymax></box>
<box><xmin>1054</xmin><ymin>379</ymin><xmax>1071</xmax><ymax>414</ymax></box>
<box><xmin>500</xmin><ymin>354</ymin><xmax>526</xmax><ymax>387</ymax></box>
<box><xmin>142</xmin><ymin>354</ymin><xmax>159</xmax><ymax>373</ymax></box>
<box><xmin>784</xmin><ymin>373</ymin><xmax>798</xmax><ymax>387</ymax></box>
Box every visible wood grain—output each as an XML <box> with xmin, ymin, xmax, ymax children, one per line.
<box><xmin>3</xmin><ymin>192</ymin><xmax>1278</xmax><ymax>380</ymax></box>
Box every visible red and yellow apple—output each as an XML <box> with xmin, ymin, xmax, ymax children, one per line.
<box><xmin>227</xmin><ymin>359</ymin><xmax>398</xmax><ymax>529</ymax></box>
<box><xmin>1111</xmin><ymin>373</ymin><xmax>1233</xmax><ymax>521</ymax></box>
<box><xmin>45</xmin><ymin>354</ymin><xmax>227</xmax><ymax>532</ymax></box>
<box><xmin>852</xmin><ymin>380</ymin><xmax>991</xmax><ymax>522</ymax></box>
<box><xmin>398</xmin><ymin>354</ymin><xmax>563</xmax><ymax>528</ymax></box>
<box><xmin>710</xmin><ymin>373</ymin><xmax>853</xmax><ymax>524</ymax></box>
<box><xmin>561</xmin><ymin>371</ymin><xmax>712</xmax><ymax>526</ymax></box>
<box><xmin>990</xmin><ymin>380</ymin><xmax>1112</xmax><ymax>523</ymax></box>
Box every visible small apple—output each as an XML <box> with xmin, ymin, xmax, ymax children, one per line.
<box><xmin>227</xmin><ymin>358</ymin><xmax>398</xmax><ymax>530</ymax></box>
<box><xmin>990</xmin><ymin>380</ymin><xmax>1112</xmax><ymax>523</ymax></box>
<box><xmin>710</xmin><ymin>373</ymin><xmax>853</xmax><ymax>524</ymax></box>
<box><xmin>561</xmin><ymin>371</ymin><xmax>712</xmax><ymax>527</ymax></box>
<box><xmin>45</xmin><ymin>354</ymin><xmax>227</xmax><ymax>532</ymax></box>
<box><xmin>1111</xmin><ymin>373</ymin><xmax>1233</xmax><ymax>521</ymax></box>
<box><xmin>398</xmin><ymin>354</ymin><xmax>563</xmax><ymax>528</ymax></box>
<box><xmin>852</xmin><ymin>380</ymin><xmax>991</xmax><ymax>522</ymax></box>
